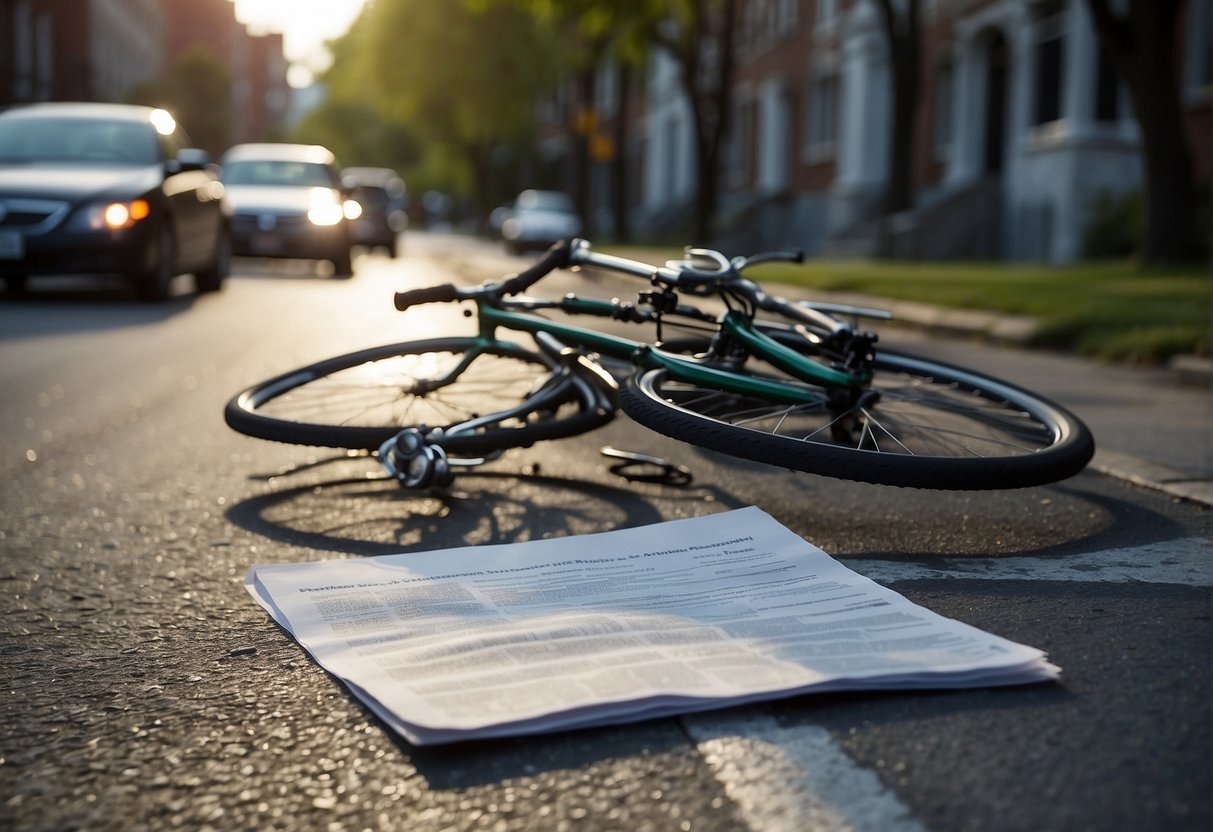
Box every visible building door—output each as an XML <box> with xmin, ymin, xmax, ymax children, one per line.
<box><xmin>983</xmin><ymin>30</ymin><xmax>1008</xmax><ymax>175</ymax></box>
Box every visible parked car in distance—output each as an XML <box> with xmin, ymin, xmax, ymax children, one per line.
<box><xmin>220</xmin><ymin>143</ymin><xmax>358</xmax><ymax>277</ymax></box>
<box><xmin>499</xmin><ymin>190</ymin><xmax>582</xmax><ymax>254</ymax></box>
<box><xmin>341</xmin><ymin>167</ymin><xmax>407</xmax><ymax>258</ymax></box>
<box><xmin>0</xmin><ymin>102</ymin><xmax>230</xmax><ymax>300</ymax></box>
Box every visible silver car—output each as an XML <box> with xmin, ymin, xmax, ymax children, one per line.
<box><xmin>221</xmin><ymin>143</ymin><xmax>358</xmax><ymax>277</ymax></box>
<box><xmin>500</xmin><ymin>190</ymin><xmax>582</xmax><ymax>255</ymax></box>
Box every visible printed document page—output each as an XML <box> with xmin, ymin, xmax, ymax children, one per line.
<box><xmin>246</xmin><ymin>507</ymin><xmax>1058</xmax><ymax>745</ymax></box>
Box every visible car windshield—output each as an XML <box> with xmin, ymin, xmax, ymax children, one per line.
<box><xmin>222</xmin><ymin>160</ymin><xmax>338</xmax><ymax>188</ymax></box>
<box><xmin>517</xmin><ymin>191</ymin><xmax>575</xmax><ymax>213</ymax></box>
<box><xmin>0</xmin><ymin>117</ymin><xmax>160</xmax><ymax>165</ymax></box>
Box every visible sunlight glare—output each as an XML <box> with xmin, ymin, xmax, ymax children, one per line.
<box><xmin>233</xmin><ymin>0</ymin><xmax>367</xmax><ymax>69</ymax></box>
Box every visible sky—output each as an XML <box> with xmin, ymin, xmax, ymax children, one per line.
<box><xmin>232</xmin><ymin>0</ymin><xmax>368</xmax><ymax>86</ymax></box>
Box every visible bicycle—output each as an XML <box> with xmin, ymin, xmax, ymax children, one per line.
<box><xmin>224</xmin><ymin>238</ymin><xmax>1094</xmax><ymax>490</ymax></box>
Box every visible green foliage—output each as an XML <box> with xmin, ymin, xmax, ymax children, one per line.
<box><xmin>127</xmin><ymin>47</ymin><xmax>232</xmax><ymax>156</ymax></box>
<box><xmin>672</xmin><ymin>255</ymin><xmax>1210</xmax><ymax>365</ymax></box>
<box><xmin>290</xmin><ymin>100</ymin><xmax>420</xmax><ymax>174</ymax></box>
<box><xmin>1083</xmin><ymin>190</ymin><xmax>1143</xmax><ymax>258</ymax></box>
<box><xmin>312</xmin><ymin>0</ymin><xmax>564</xmax><ymax>213</ymax></box>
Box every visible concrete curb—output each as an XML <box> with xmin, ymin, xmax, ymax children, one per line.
<box><xmin>1170</xmin><ymin>354</ymin><xmax>1213</xmax><ymax>389</ymax></box>
<box><xmin>1092</xmin><ymin>449</ymin><xmax>1213</xmax><ymax>507</ymax></box>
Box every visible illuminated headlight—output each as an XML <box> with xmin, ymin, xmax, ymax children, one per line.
<box><xmin>307</xmin><ymin>188</ymin><xmax>344</xmax><ymax>226</ymax></box>
<box><xmin>71</xmin><ymin>199</ymin><xmax>152</xmax><ymax>230</ymax></box>
<box><xmin>343</xmin><ymin>199</ymin><xmax>362</xmax><ymax>220</ymax></box>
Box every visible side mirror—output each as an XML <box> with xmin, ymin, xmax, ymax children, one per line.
<box><xmin>171</xmin><ymin>148</ymin><xmax>212</xmax><ymax>173</ymax></box>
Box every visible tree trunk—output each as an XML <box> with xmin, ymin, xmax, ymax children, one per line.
<box><xmin>572</xmin><ymin>68</ymin><xmax>595</xmax><ymax>237</ymax></box>
<box><xmin>877</xmin><ymin>0</ymin><xmax>920</xmax><ymax>216</ymax></box>
<box><xmin>1085</xmin><ymin>0</ymin><xmax>1194</xmax><ymax>264</ymax></box>
<box><xmin>611</xmin><ymin>62</ymin><xmax>631</xmax><ymax>243</ymax></box>
<box><xmin>683</xmin><ymin>0</ymin><xmax>736</xmax><ymax>246</ymax></box>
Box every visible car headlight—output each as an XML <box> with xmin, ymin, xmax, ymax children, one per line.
<box><xmin>70</xmin><ymin>198</ymin><xmax>152</xmax><ymax>231</ymax></box>
<box><xmin>307</xmin><ymin>188</ymin><xmax>345</xmax><ymax>226</ymax></box>
<box><xmin>343</xmin><ymin>199</ymin><xmax>362</xmax><ymax>220</ymax></box>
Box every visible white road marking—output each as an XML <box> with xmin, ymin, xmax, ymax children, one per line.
<box><xmin>685</xmin><ymin>713</ymin><xmax>927</xmax><ymax>832</ymax></box>
<box><xmin>843</xmin><ymin>538</ymin><xmax>1212</xmax><ymax>587</ymax></box>
<box><xmin>686</xmin><ymin>538</ymin><xmax>1211</xmax><ymax>831</ymax></box>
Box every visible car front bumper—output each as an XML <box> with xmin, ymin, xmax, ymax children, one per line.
<box><xmin>231</xmin><ymin>215</ymin><xmax>351</xmax><ymax>260</ymax></box>
<box><xmin>0</xmin><ymin>224</ymin><xmax>154</xmax><ymax>277</ymax></box>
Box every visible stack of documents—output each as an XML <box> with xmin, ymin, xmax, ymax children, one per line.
<box><xmin>246</xmin><ymin>507</ymin><xmax>1058</xmax><ymax>745</ymax></box>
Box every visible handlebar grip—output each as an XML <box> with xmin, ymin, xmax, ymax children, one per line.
<box><xmin>394</xmin><ymin>283</ymin><xmax>460</xmax><ymax>310</ymax></box>
<box><xmin>498</xmin><ymin>239</ymin><xmax>574</xmax><ymax>296</ymax></box>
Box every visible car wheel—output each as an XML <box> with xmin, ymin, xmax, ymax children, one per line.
<box><xmin>195</xmin><ymin>228</ymin><xmax>231</xmax><ymax>293</ymax></box>
<box><xmin>330</xmin><ymin>247</ymin><xmax>354</xmax><ymax>278</ymax></box>
<box><xmin>134</xmin><ymin>224</ymin><xmax>175</xmax><ymax>301</ymax></box>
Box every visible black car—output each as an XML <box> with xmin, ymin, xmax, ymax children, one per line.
<box><xmin>220</xmin><ymin>143</ymin><xmax>357</xmax><ymax>277</ymax></box>
<box><xmin>341</xmin><ymin>167</ymin><xmax>407</xmax><ymax>258</ymax></box>
<box><xmin>0</xmin><ymin>102</ymin><xmax>231</xmax><ymax>300</ymax></box>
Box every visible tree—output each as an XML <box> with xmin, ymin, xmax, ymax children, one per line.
<box><xmin>874</xmin><ymin>0</ymin><xmax>921</xmax><ymax>216</ymax></box>
<box><xmin>651</xmin><ymin>0</ymin><xmax>739</xmax><ymax>244</ymax></box>
<box><xmin>128</xmin><ymin>47</ymin><xmax>232</xmax><ymax>156</ymax></box>
<box><xmin>1084</xmin><ymin>0</ymin><xmax>1195</xmax><ymax>263</ymax></box>
<box><xmin>291</xmin><ymin>99</ymin><xmax>421</xmax><ymax>174</ymax></box>
<box><xmin>493</xmin><ymin>0</ymin><xmax>739</xmax><ymax>244</ymax></box>
<box><xmin>356</xmin><ymin>0</ymin><xmax>564</xmax><ymax>222</ymax></box>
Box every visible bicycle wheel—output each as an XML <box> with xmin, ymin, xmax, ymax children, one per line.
<box><xmin>620</xmin><ymin>347</ymin><xmax>1094</xmax><ymax>489</ymax></box>
<box><xmin>226</xmin><ymin>337</ymin><xmax>615</xmax><ymax>454</ymax></box>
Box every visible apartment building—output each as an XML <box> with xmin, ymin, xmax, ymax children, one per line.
<box><xmin>1</xmin><ymin>0</ymin><xmax>164</xmax><ymax>103</ymax></box>
<box><xmin>585</xmin><ymin>0</ymin><xmax>1211</xmax><ymax>262</ymax></box>
<box><xmin>0</xmin><ymin>0</ymin><xmax>289</xmax><ymax>145</ymax></box>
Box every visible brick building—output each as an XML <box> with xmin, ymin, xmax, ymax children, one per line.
<box><xmin>573</xmin><ymin>0</ymin><xmax>1212</xmax><ymax>262</ymax></box>
<box><xmin>0</xmin><ymin>0</ymin><xmax>164</xmax><ymax>104</ymax></box>
<box><xmin>0</xmin><ymin>0</ymin><xmax>289</xmax><ymax>145</ymax></box>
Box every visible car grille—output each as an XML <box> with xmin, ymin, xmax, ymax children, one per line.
<box><xmin>0</xmin><ymin>198</ymin><xmax>69</xmax><ymax>233</ymax></box>
<box><xmin>232</xmin><ymin>213</ymin><xmax>310</xmax><ymax>234</ymax></box>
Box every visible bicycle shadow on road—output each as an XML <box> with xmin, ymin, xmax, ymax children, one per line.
<box><xmin>224</xmin><ymin>459</ymin><xmax>748</xmax><ymax>558</ymax></box>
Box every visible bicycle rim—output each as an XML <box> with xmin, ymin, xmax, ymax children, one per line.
<box><xmin>620</xmin><ymin>348</ymin><xmax>1094</xmax><ymax>489</ymax></box>
<box><xmin>226</xmin><ymin>337</ymin><xmax>614</xmax><ymax>453</ymax></box>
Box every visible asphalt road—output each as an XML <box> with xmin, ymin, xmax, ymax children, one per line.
<box><xmin>1</xmin><ymin>233</ymin><xmax>1209</xmax><ymax>832</ymax></box>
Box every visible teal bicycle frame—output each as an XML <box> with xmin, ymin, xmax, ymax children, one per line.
<box><xmin>467</xmin><ymin>293</ymin><xmax>870</xmax><ymax>406</ymax></box>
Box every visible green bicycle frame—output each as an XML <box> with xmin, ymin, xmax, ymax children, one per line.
<box><xmin>473</xmin><ymin>296</ymin><xmax>868</xmax><ymax>405</ymax></box>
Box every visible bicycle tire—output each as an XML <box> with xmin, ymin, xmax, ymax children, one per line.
<box><xmin>619</xmin><ymin>347</ymin><xmax>1094</xmax><ymax>489</ymax></box>
<box><xmin>225</xmin><ymin>337</ymin><xmax>615</xmax><ymax>454</ymax></box>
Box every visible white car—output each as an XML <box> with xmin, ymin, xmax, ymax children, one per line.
<box><xmin>500</xmin><ymin>190</ymin><xmax>582</xmax><ymax>254</ymax></box>
<box><xmin>221</xmin><ymin>143</ymin><xmax>359</xmax><ymax>277</ymax></box>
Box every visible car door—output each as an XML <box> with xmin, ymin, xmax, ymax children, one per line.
<box><xmin>159</xmin><ymin>130</ymin><xmax>220</xmax><ymax>270</ymax></box>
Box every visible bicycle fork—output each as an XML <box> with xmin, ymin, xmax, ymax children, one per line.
<box><xmin>378</xmin><ymin>332</ymin><xmax>618</xmax><ymax>489</ymax></box>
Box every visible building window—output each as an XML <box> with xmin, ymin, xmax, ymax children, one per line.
<box><xmin>815</xmin><ymin>0</ymin><xmax>837</xmax><ymax>31</ymax></box>
<box><xmin>803</xmin><ymin>72</ymin><xmax>837</xmax><ymax>162</ymax></box>
<box><xmin>932</xmin><ymin>58</ymin><xmax>953</xmax><ymax>158</ymax></box>
<box><xmin>1094</xmin><ymin>44</ymin><xmax>1119</xmax><ymax>122</ymax></box>
<box><xmin>1185</xmin><ymin>0</ymin><xmax>1212</xmax><ymax>102</ymax></box>
<box><xmin>778</xmin><ymin>0</ymin><xmax>800</xmax><ymax>36</ymax></box>
<box><xmin>1031</xmin><ymin>2</ymin><xmax>1065</xmax><ymax>126</ymax></box>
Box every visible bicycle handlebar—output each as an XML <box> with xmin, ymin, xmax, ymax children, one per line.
<box><xmin>394</xmin><ymin>239</ymin><xmax>575</xmax><ymax>310</ymax></box>
<box><xmin>393</xmin><ymin>238</ymin><xmax>833</xmax><ymax>334</ymax></box>
<box><xmin>393</xmin><ymin>282</ymin><xmax>461</xmax><ymax>310</ymax></box>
